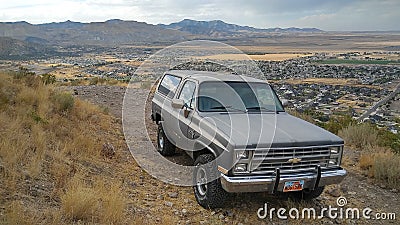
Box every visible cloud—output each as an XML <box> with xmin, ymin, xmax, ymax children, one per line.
<box><xmin>0</xmin><ymin>0</ymin><xmax>399</xmax><ymax>30</ymax></box>
<box><xmin>294</xmin><ymin>0</ymin><xmax>400</xmax><ymax>30</ymax></box>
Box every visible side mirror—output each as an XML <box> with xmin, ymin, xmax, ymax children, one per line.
<box><xmin>281</xmin><ymin>99</ymin><xmax>289</xmax><ymax>107</ymax></box>
<box><xmin>171</xmin><ymin>99</ymin><xmax>185</xmax><ymax>109</ymax></box>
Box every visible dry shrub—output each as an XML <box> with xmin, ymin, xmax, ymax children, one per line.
<box><xmin>373</xmin><ymin>151</ymin><xmax>400</xmax><ymax>189</ymax></box>
<box><xmin>338</xmin><ymin>123</ymin><xmax>378</xmax><ymax>149</ymax></box>
<box><xmin>1</xmin><ymin>71</ymin><xmax>127</xmax><ymax>223</ymax></box>
<box><xmin>16</xmin><ymin>87</ymin><xmax>38</xmax><ymax>106</ymax></box>
<box><xmin>359</xmin><ymin>149</ymin><xmax>400</xmax><ymax>189</ymax></box>
<box><xmin>0</xmin><ymin>73</ymin><xmax>15</xmax><ymax>108</ymax></box>
<box><xmin>96</xmin><ymin>179</ymin><xmax>126</xmax><ymax>224</ymax></box>
<box><xmin>359</xmin><ymin>154</ymin><xmax>374</xmax><ymax>170</ymax></box>
<box><xmin>61</xmin><ymin>176</ymin><xmax>126</xmax><ymax>224</ymax></box>
<box><xmin>15</xmin><ymin>78</ymin><xmax>50</xmax><ymax>117</ymax></box>
<box><xmin>359</xmin><ymin>154</ymin><xmax>375</xmax><ymax>177</ymax></box>
<box><xmin>51</xmin><ymin>92</ymin><xmax>74</xmax><ymax>113</ymax></box>
<box><xmin>27</xmin><ymin>124</ymin><xmax>47</xmax><ymax>177</ymax></box>
<box><xmin>0</xmin><ymin>113</ymin><xmax>30</xmax><ymax>181</ymax></box>
<box><xmin>3</xmin><ymin>201</ymin><xmax>38</xmax><ymax>225</ymax></box>
<box><xmin>50</xmin><ymin>159</ymin><xmax>73</xmax><ymax>195</ymax></box>
<box><xmin>72</xmin><ymin>98</ymin><xmax>99</xmax><ymax>120</ymax></box>
<box><xmin>64</xmin><ymin>131</ymin><xmax>98</xmax><ymax>158</ymax></box>
<box><xmin>61</xmin><ymin>177</ymin><xmax>99</xmax><ymax>222</ymax></box>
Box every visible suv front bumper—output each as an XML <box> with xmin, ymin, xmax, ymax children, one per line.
<box><xmin>220</xmin><ymin>168</ymin><xmax>347</xmax><ymax>193</ymax></box>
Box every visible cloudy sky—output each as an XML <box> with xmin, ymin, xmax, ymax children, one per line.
<box><xmin>1</xmin><ymin>0</ymin><xmax>399</xmax><ymax>31</ymax></box>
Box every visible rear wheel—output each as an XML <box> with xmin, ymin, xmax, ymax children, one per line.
<box><xmin>157</xmin><ymin>124</ymin><xmax>175</xmax><ymax>156</ymax></box>
<box><xmin>193</xmin><ymin>154</ymin><xmax>228</xmax><ymax>209</ymax></box>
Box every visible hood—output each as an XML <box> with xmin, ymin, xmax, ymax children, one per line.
<box><xmin>201</xmin><ymin>112</ymin><xmax>343</xmax><ymax>148</ymax></box>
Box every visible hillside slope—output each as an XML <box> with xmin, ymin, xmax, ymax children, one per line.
<box><xmin>0</xmin><ymin>20</ymin><xmax>189</xmax><ymax>46</ymax></box>
<box><xmin>1</xmin><ymin>70</ymin><xmax>398</xmax><ymax>224</ymax></box>
<box><xmin>0</xmin><ymin>37</ymin><xmax>55</xmax><ymax>59</ymax></box>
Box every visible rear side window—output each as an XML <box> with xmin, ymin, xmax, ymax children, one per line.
<box><xmin>158</xmin><ymin>74</ymin><xmax>181</xmax><ymax>98</ymax></box>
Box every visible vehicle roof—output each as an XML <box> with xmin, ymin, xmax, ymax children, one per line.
<box><xmin>166</xmin><ymin>70</ymin><xmax>267</xmax><ymax>83</ymax></box>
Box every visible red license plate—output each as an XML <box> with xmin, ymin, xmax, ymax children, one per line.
<box><xmin>283</xmin><ymin>180</ymin><xmax>304</xmax><ymax>192</ymax></box>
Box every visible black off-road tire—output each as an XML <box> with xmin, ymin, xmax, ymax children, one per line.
<box><xmin>193</xmin><ymin>154</ymin><xmax>229</xmax><ymax>209</ymax></box>
<box><xmin>291</xmin><ymin>186</ymin><xmax>325</xmax><ymax>200</ymax></box>
<box><xmin>157</xmin><ymin>124</ymin><xmax>175</xmax><ymax>156</ymax></box>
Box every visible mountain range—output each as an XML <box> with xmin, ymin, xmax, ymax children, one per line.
<box><xmin>160</xmin><ymin>19</ymin><xmax>322</xmax><ymax>37</ymax></box>
<box><xmin>0</xmin><ymin>19</ymin><xmax>323</xmax><ymax>59</ymax></box>
<box><xmin>0</xmin><ymin>19</ymin><xmax>322</xmax><ymax>46</ymax></box>
<box><xmin>0</xmin><ymin>19</ymin><xmax>189</xmax><ymax>46</ymax></box>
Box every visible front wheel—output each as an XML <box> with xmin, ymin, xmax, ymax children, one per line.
<box><xmin>193</xmin><ymin>154</ymin><xmax>228</xmax><ymax>209</ymax></box>
<box><xmin>157</xmin><ymin>124</ymin><xmax>175</xmax><ymax>156</ymax></box>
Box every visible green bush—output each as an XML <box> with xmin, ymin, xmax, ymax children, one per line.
<box><xmin>41</xmin><ymin>74</ymin><xmax>56</xmax><ymax>85</ymax></box>
<box><xmin>377</xmin><ymin>129</ymin><xmax>400</xmax><ymax>154</ymax></box>
<box><xmin>286</xmin><ymin>109</ymin><xmax>315</xmax><ymax>124</ymax></box>
<box><xmin>11</xmin><ymin>67</ymin><xmax>42</xmax><ymax>88</ymax></box>
<box><xmin>89</xmin><ymin>77</ymin><xmax>107</xmax><ymax>85</ymax></box>
<box><xmin>324</xmin><ymin>115</ymin><xmax>354</xmax><ymax>134</ymax></box>
<box><xmin>30</xmin><ymin>111</ymin><xmax>47</xmax><ymax>124</ymax></box>
<box><xmin>52</xmin><ymin>92</ymin><xmax>74</xmax><ymax>113</ymax></box>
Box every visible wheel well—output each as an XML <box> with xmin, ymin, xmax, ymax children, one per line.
<box><xmin>193</xmin><ymin>148</ymin><xmax>215</xmax><ymax>161</ymax></box>
<box><xmin>155</xmin><ymin>113</ymin><xmax>162</xmax><ymax>123</ymax></box>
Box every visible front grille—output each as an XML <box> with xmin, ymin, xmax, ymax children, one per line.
<box><xmin>249</xmin><ymin>146</ymin><xmax>331</xmax><ymax>174</ymax></box>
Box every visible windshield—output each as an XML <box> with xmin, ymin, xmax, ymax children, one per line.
<box><xmin>198</xmin><ymin>81</ymin><xmax>284</xmax><ymax>113</ymax></box>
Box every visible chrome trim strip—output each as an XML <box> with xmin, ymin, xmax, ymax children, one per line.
<box><xmin>236</xmin><ymin>144</ymin><xmax>343</xmax><ymax>151</ymax></box>
<box><xmin>220</xmin><ymin>169</ymin><xmax>347</xmax><ymax>193</ymax></box>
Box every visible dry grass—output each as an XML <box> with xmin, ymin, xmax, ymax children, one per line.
<box><xmin>373</xmin><ymin>151</ymin><xmax>400</xmax><ymax>188</ymax></box>
<box><xmin>338</xmin><ymin>123</ymin><xmax>400</xmax><ymax>189</ymax></box>
<box><xmin>359</xmin><ymin>150</ymin><xmax>400</xmax><ymax>189</ymax></box>
<box><xmin>0</xmin><ymin>71</ymin><xmax>130</xmax><ymax>224</ymax></box>
<box><xmin>95</xmin><ymin>179</ymin><xmax>126</xmax><ymax>224</ymax></box>
<box><xmin>61</xmin><ymin>177</ymin><xmax>99</xmax><ymax>221</ymax></box>
<box><xmin>60</xmin><ymin>175</ymin><xmax>126</xmax><ymax>223</ymax></box>
<box><xmin>2</xmin><ymin>201</ymin><xmax>38</xmax><ymax>225</ymax></box>
<box><xmin>359</xmin><ymin>154</ymin><xmax>374</xmax><ymax>170</ymax></box>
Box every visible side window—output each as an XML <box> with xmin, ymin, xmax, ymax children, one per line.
<box><xmin>178</xmin><ymin>81</ymin><xmax>196</xmax><ymax>108</ymax></box>
<box><xmin>158</xmin><ymin>74</ymin><xmax>181</xmax><ymax>98</ymax></box>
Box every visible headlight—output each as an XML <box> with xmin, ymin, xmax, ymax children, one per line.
<box><xmin>328</xmin><ymin>159</ymin><xmax>339</xmax><ymax>166</ymax></box>
<box><xmin>328</xmin><ymin>146</ymin><xmax>343</xmax><ymax>166</ymax></box>
<box><xmin>236</xmin><ymin>151</ymin><xmax>248</xmax><ymax>159</ymax></box>
<box><xmin>233</xmin><ymin>163</ymin><xmax>247</xmax><ymax>173</ymax></box>
<box><xmin>329</xmin><ymin>146</ymin><xmax>340</xmax><ymax>155</ymax></box>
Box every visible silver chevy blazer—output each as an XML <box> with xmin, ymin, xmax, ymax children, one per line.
<box><xmin>151</xmin><ymin>70</ymin><xmax>346</xmax><ymax>208</ymax></box>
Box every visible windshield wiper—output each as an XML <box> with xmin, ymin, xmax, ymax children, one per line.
<box><xmin>246</xmin><ymin>106</ymin><xmax>275</xmax><ymax>112</ymax></box>
<box><xmin>210</xmin><ymin>106</ymin><xmax>246</xmax><ymax>112</ymax></box>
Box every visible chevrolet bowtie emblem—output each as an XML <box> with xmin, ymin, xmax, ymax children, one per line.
<box><xmin>287</xmin><ymin>158</ymin><xmax>302</xmax><ymax>164</ymax></box>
